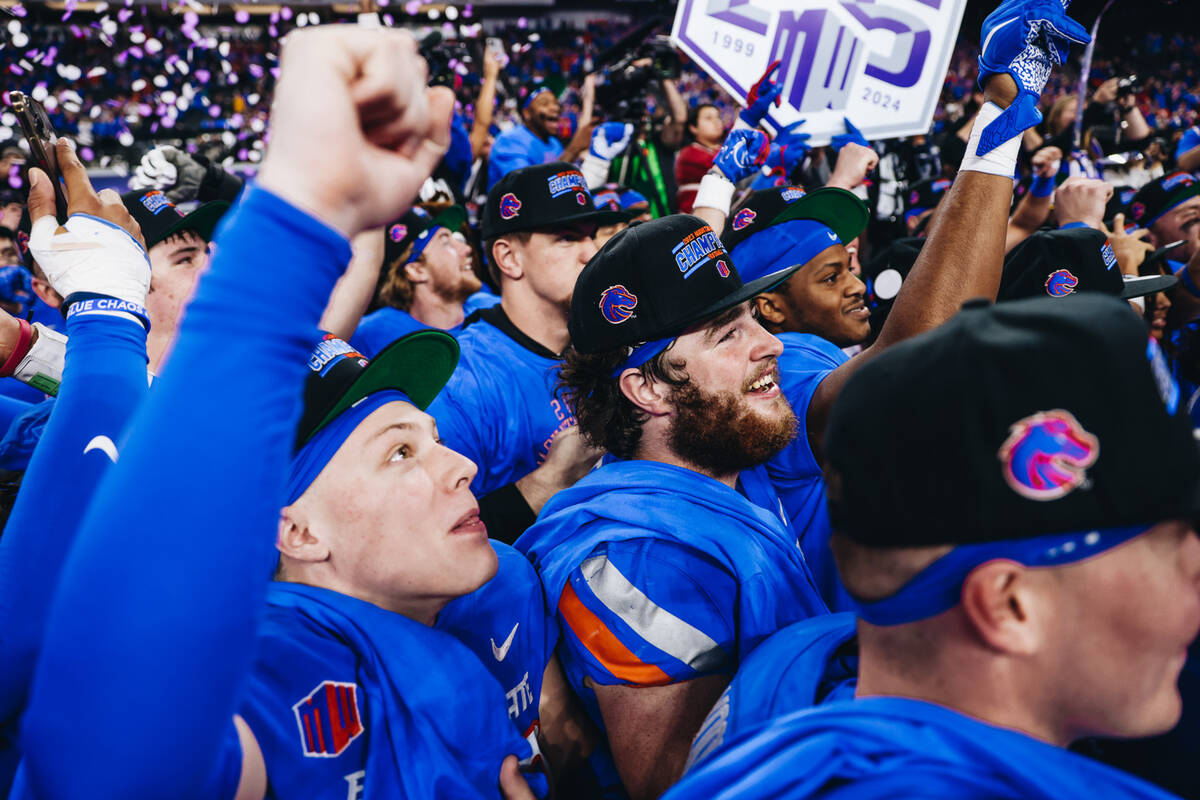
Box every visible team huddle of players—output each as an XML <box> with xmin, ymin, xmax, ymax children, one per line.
<box><xmin>0</xmin><ymin>1</ymin><xmax>1197</xmax><ymax>799</ymax></box>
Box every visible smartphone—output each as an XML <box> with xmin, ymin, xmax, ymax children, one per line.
<box><xmin>486</xmin><ymin>37</ymin><xmax>504</xmax><ymax>56</ymax></box>
<box><xmin>8</xmin><ymin>91</ymin><xmax>69</xmax><ymax>222</ymax></box>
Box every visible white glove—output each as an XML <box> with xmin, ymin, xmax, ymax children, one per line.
<box><xmin>128</xmin><ymin>147</ymin><xmax>178</xmax><ymax>193</ymax></box>
<box><xmin>28</xmin><ymin>214</ymin><xmax>151</xmax><ymax>325</ymax></box>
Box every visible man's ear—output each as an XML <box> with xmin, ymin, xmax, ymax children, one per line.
<box><xmin>617</xmin><ymin>367</ymin><xmax>674</xmax><ymax>418</ymax></box>
<box><xmin>404</xmin><ymin>259</ymin><xmax>430</xmax><ymax>286</ymax></box>
<box><xmin>490</xmin><ymin>237</ymin><xmax>524</xmax><ymax>282</ymax></box>
<box><xmin>277</xmin><ymin>503</ymin><xmax>331</xmax><ymax>565</ymax></box>
<box><xmin>754</xmin><ymin>292</ymin><xmax>787</xmax><ymax>327</ymax></box>
<box><xmin>31</xmin><ymin>276</ymin><xmax>62</xmax><ymax>310</ymax></box>
<box><xmin>960</xmin><ymin>561</ymin><xmax>1046</xmax><ymax>656</ymax></box>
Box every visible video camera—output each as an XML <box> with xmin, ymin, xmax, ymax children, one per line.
<box><xmin>593</xmin><ymin>21</ymin><xmax>681</xmax><ymax>123</ymax></box>
<box><xmin>420</xmin><ymin>31</ymin><xmax>473</xmax><ymax>90</ymax></box>
<box><xmin>1116</xmin><ymin>74</ymin><xmax>1142</xmax><ymax>99</ymax></box>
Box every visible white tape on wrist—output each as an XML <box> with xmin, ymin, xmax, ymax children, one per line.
<box><xmin>580</xmin><ymin>154</ymin><xmax>611</xmax><ymax>190</ymax></box>
<box><xmin>692</xmin><ymin>172</ymin><xmax>735</xmax><ymax>214</ymax></box>
<box><xmin>960</xmin><ymin>103</ymin><xmax>1021</xmax><ymax>177</ymax></box>
<box><xmin>14</xmin><ymin>323</ymin><xmax>65</xmax><ymax>397</ymax></box>
<box><xmin>28</xmin><ymin>214</ymin><xmax>151</xmax><ymax>307</ymax></box>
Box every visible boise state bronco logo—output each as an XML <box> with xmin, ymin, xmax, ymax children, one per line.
<box><xmin>715</xmin><ymin>259</ymin><xmax>730</xmax><ymax>277</ymax></box>
<box><xmin>293</xmin><ymin>680</ymin><xmax>364</xmax><ymax>758</ymax></box>
<box><xmin>599</xmin><ymin>284</ymin><xmax>638</xmax><ymax>324</ymax></box>
<box><xmin>732</xmin><ymin>208</ymin><xmax>757</xmax><ymax>231</ymax></box>
<box><xmin>1045</xmin><ymin>269</ymin><xmax>1079</xmax><ymax>297</ymax></box>
<box><xmin>499</xmin><ymin>193</ymin><xmax>522</xmax><ymax>220</ymax></box>
<box><xmin>388</xmin><ymin>223</ymin><xmax>408</xmax><ymax>243</ymax></box>
<box><xmin>15</xmin><ymin>230</ymin><xmax>28</xmax><ymax>254</ymax></box>
<box><xmin>998</xmin><ymin>410</ymin><xmax>1099</xmax><ymax>501</ymax></box>
<box><xmin>1131</xmin><ymin>201</ymin><xmax>1146</xmax><ymax>222</ymax></box>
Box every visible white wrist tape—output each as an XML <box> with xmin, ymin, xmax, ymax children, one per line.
<box><xmin>14</xmin><ymin>323</ymin><xmax>65</xmax><ymax>397</ymax></box>
<box><xmin>580</xmin><ymin>154</ymin><xmax>611</xmax><ymax>190</ymax></box>
<box><xmin>960</xmin><ymin>103</ymin><xmax>1022</xmax><ymax>177</ymax></box>
<box><xmin>28</xmin><ymin>214</ymin><xmax>151</xmax><ymax>307</ymax></box>
<box><xmin>692</xmin><ymin>172</ymin><xmax>736</xmax><ymax>214</ymax></box>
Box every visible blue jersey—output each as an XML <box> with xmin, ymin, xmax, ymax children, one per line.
<box><xmin>1175</xmin><ymin>127</ymin><xmax>1200</xmax><ymax>162</ymax></box>
<box><xmin>664</xmin><ymin>697</ymin><xmax>1180</xmax><ymax>800</ymax></box>
<box><xmin>685</xmin><ymin>613</ymin><xmax>857</xmax><ymax>772</ymax></box>
<box><xmin>517</xmin><ymin>459</ymin><xmax>829</xmax><ymax>733</ymax></box>
<box><xmin>428</xmin><ymin>307</ymin><xmax>573</xmax><ymax>496</ymax></box>
<box><xmin>352</xmin><ymin>306</ymin><xmax>451</xmax><ymax>358</ymax></box>
<box><xmin>464</xmin><ymin>288</ymin><xmax>502</xmax><ymax>317</ymax></box>
<box><xmin>488</xmin><ymin>125</ymin><xmax>565</xmax><ymax>189</ymax></box>
<box><xmin>241</xmin><ymin>582</ymin><xmax>547</xmax><ymax>800</ymax></box>
<box><xmin>0</xmin><ymin>378</ymin><xmax>46</xmax><ymax>407</ymax></box>
<box><xmin>766</xmin><ymin>332</ymin><xmax>848</xmax><ymax>609</ymax></box>
<box><xmin>438</xmin><ymin>542</ymin><xmax>558</xmax><ymax>745</ymax></box>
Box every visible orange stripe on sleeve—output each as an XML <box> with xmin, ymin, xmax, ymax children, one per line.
<box><xmin>558</xmin><ymin>581</ymin><xmax>674</xmax><ymax>687</ymax></box>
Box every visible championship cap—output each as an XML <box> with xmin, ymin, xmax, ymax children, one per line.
<box><xmin>383</xmin><ymin>205</ymin><xmax>467</xmax><ymax>267</ymax></box>
<box><xmin>287</xmin><ymin>330</ymin><xmax>459</xmax><ymax>504</ymax></box>
<box><xmin>481</xmin><ymin>162</ymin><xmax>625</xmax><ymax>240</ymax></box>
<box><xmin>1128</xmin><ymin>171</ymin><xmax>1200</xmax><ymax>229</ymax></box>
<box><xmin>570</xmin><ymin>214</ymin><xmax>797</xmax><ymax>361</ymax></box>
<box><xmin>998</xmin><ymin>226</ymin><xmax>1176</xmax><ymax>302</ymax></box>
<box><xmin>722</xmin><ymin>186</ymin><xmax>867</xmax><ymax>252</ymax></box>
<box><xmin>825</xmin><ymin>295</ymin><xmax>1200</xmax><ymax>624</ymax></box>
<box><xmin>120</xmin><ymin>189</ymin><xmax>229</xmax><ymax>249</ymax></box>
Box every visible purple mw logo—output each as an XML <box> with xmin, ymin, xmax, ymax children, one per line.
<box><xmin>706</xmin><ymin>0</ymin><xmax>940</xmax><ymax>113</ymax></box>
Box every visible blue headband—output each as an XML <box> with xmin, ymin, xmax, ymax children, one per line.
<box><xmin>730</xmin><ymin>219</ymin><xmax>842</xmax><ymax>284</ymax></box>
<box><xmin>406</xmin><ymin>225</ymin><xmax>443</xmax><ymax>265</ymax></box>
<box><xmin>610</xmin><ymin>336</ymin><xmax>676</xmax><ymax>378</ymax></box>
<box><xmin>523</xmin><ymin>86</ymin><xmax>552</xmax><ymax>109</ymax></box>
<box><xmin>849</xmin><ymin>523</ymin><xmax>1152</xmax><ymax>626</ymax></box>
<box><xmin>286</xmin><ymin>390</ymin><xmax>411</xmax><ymax>505</ymax></box>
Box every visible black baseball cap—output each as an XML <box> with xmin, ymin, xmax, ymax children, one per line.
<box><xmin>722</xmin><ymin>186</ymin><xmax>866</xmax><ymax>252</ymax></box>
<box><xmin>481</xmin><ymin>162</ymin><xmax>625</xmax><ymax>240</ymax></box>
<box><xmin>383</xmin><ymin>204</ymin><xmax>466</xmax><ymax>267</ymax></box>
<box><xmin>1104</xmin><ymin>184</ymin><xmax>1137</xmax><ymax>229</ymax></box>
<box><xmin>1129</xmin><ymin>171</ymin><xmax>1200</xmax><ymax>229</ymax></box>
<box><xmin>120</xmin><ymin>189</ymin><xmax>229</xmax><ymax>249</ymax></box>
<box><xmin>570</xmin><ymin>214</ymin><xmax>797</xmax><ymax>355</ymax></box>
<box><xmin>824</xmin><ymin>294</ymin><xmax>1200</xmax><ymax>549</ymax></box>
<box><xmin>998</xmin><ymin>226</ymin><xmax>1177</xmax><ymax>302</ymax></box>
<box><xmin>295</xmin><ymin>329</ymin><xmax>459</xmax><ymax>449</ymax></box>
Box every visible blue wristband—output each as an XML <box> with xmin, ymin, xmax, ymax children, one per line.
<box><xmin>1031</xmin><ymin>173</ymin><xmax>1056</xmax><ymax>197</ymax></box>
<box><xmin>1177</xmin><ymin>266</ymin><xmax>1200</xmax><ymax>299</ymax></box>
<box><xmin>1059</xmin><ymin>221</ymin><xmax>1090</xmax><ymax>231</ymax></box>
<box><xmin>64</xmin><ymin>292</ymin><xmax>150</xmax><ymax>331</ymax></box>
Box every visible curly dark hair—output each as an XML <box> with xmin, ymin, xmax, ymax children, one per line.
<box><xmin>559</xmin><ymin>343</ymin><xmax>690</xmax><ymax>460</ymax></box>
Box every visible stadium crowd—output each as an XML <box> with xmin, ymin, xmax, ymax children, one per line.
<box><xmin>0</xmin><ymin>0</ymin><xmax>1199</xmax><ymax>798</ymax></box>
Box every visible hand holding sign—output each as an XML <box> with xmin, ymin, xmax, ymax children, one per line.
<box><xmin>976</xmin><ymin>0</ymin><xmax>1090</xmax><ymax>155</ymax></box>
<box><xmin>739</xmin><ymin>60</ymin><xmax>782</xmax><ymax>129</ymax></box>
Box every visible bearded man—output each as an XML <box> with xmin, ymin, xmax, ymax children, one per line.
<box><xmin>516</xmin><ymin>215</ymin><xmax>829</xmax><ymax>800</ymax></box>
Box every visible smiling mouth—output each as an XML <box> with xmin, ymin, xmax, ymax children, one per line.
<box><xmin>747</xmin><ymin>369</ymin><xmax>778</xmax><ymax>394</ymax></box>
<box><xmin>450</xmin><ymin>509</ymin><xmax>486</xmax><ymax>536</ymax></box>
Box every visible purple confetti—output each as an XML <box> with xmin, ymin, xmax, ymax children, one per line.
<box><xmin>8</xmin><ymin>65</ymin><xmax>23</xmax><ymax>76</ymax></box>
<box><xmin>70</xmin><ymin>24</ymin><xmax>83</xmax><ymax>37</ymax></box>
<box><xmin>270</xmin><ymin>66</ymin><xmax>280</xmax><ymax>80</ymax></box>
<box><xmin>248</xmin><ymin>63</ymin><xmax>263</xmax><ymax>78</ymax></box>
<box><xmin>280</xmin><ymin>5</ymin><xmax>292</xmax><ymax>20</ymax></box>
<box><xmin>117</xmin><ymin>8</ymin><xmax>132</xmax><ymax>22</ymax></box>
<box><xmin>268</xmin><ymin>24</ymin><xmax>277</xmax><ymax>37</ymax></box>
<box><xmin>129</xmin><ymin>46</ymin><xmax>143</xmax><ymax>59</ymax></box>
<box><xmin>518</xmin><ymin>17</ymin><xmax>527</xmax><ymax>28</ymax></box>
<box><xmin>12</xmin><ymin>4</ymin><xmax>26</xmax><ymax>17</ymax></box>
<box><xmin>79</xmin><ymin>146</ymin><xmax>94</xmax><ymax>161</ymax></box>
<box><xmin>8</xmin><ymin>174</ymin><xmax>22</xmax><ymax>189</ymax></box>
<box><xmin>234</xmin><ymin>9</ymin><xmax>249</xmax><ymax>24</ymax></box>
<box><xmin>183</xmin><ymin>10</ymin><xmax>198</xmax><ymax>26</ymax></box>
<box><xmin>404</xmin><ymin>0</ymin><xmax>419</xmax><ymax>13</ymax></box>
<box><xmin>382</xmin><ymin>13</ymin><xmax>393</xmax><ymax>25</ymax></box>
<box><xmin>195</xmin><ymin>69</ymin><xmax>210</xmax><ymax>83</ymax></box>
<box><xmin>237</xmin><ymin>148</ymin><xmax>248</xmax><ymax>160</ymax></box>
<box><xmin>209</xmin><ymin>105</ymin><xmax>220</xmax><ymax>117</ymax></box>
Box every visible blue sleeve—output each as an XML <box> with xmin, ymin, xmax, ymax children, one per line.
<box><xmin>556</xmin><ymin>538</ymin><xmax>737</xmax><ymax>689</ymax></box>
<box><xmin>21</xmin><ymin>186</ymin><xmax>351</xmax><ymax>798</ymax></box>
<box><xmin>488</xmin><ymin>130</ymin><xmax>537</xmax><ymax>189</ymax></box>
<box><xmin>1176</xmin><ymin>127</ymin><xmax>1200</xmax><ymax>161</ymax></box>
<box><xmin>0</xmin><ymin>313</ymin><xmax>148</xmax><ymax>734</ymax></box>
<box><xmin>767</xmin><ymin>336</ymin><xmax>846</xmax><ymax>483</ymax></box>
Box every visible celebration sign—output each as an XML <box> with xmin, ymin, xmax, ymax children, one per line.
<box><xmin>672</xmin><ymin>0</ymin><xmax>968</xmax><ymax>145</ymax></box>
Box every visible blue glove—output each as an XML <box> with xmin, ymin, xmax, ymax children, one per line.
<box><xmin>763</xmin><ymin>120</ymin><xmax>810</xmax><ymax>179</ymax></box>
<box><xmin>831</xmin><ymin>117</ymin><xmax>868</xmax><ymax>151</ymax></box>
<box><xmin>739</xmin><ymin>60</ymin><xmax>782</xmax><ymax>129</ymax></box>
<box><xmin>713</xmin><ymin>129</ymin><xmax>770</xmax><ymax>183</ymax></box>
<box><xmin>976</xmin><ymin>0</ymin><xmax>1090</xmax><ymax>155</ymax></box>
<box><xmin>589</xmin><ymin>122</ymin><xmax>635</xmax><ymax>160</ymax></box>
<box><xmin>0</xmin><ymin>264</ymin><xmax>33</xmax><ymax>314</ymax></box>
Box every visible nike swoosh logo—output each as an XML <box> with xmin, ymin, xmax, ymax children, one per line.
<box><xmin>828</xmin><ymin>230</ymin><xmax>837</xmax><ymax>241</ymax></box>
<box><xmin>491</xmin><ymin>623</ymin><xmax>519</xmax><ymax>662</ymax></box>
<box><xmin>83</xmin><ymin>434</ymin><xmax>119</xmax><ymax>463</ymax></box>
